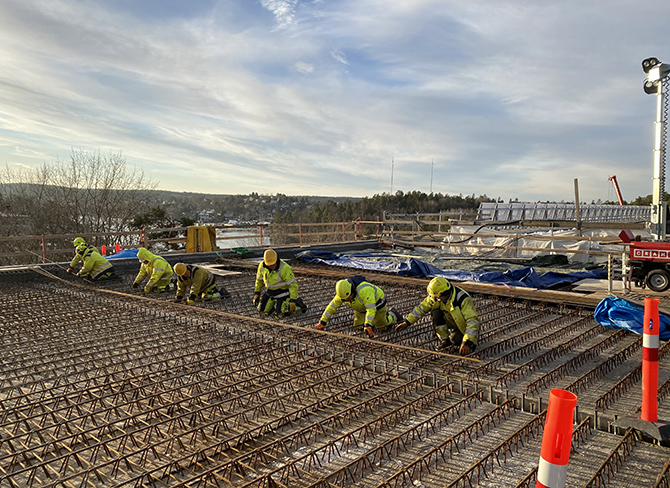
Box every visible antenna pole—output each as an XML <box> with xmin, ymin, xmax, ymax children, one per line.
<box><xmin>430</xmin><ymin>159</ymin><xmax>434</xmax><ymax>194</ymax></box>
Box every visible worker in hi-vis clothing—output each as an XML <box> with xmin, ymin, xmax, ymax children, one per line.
<box><xmin>174</xmin><ymin>263</ymin><xmax>223</xmax><ymax>305</ymax></box>
<box><xmin>253</xmin><ymin>249</ymin><xmax>307</xmax><ymax>316</ymax></box>
<box><xmin>315</xmin><ymin>276</ymin><xmax>402</xmax><ymax>338</ymax></box>
<box><xmin>74</xmin><ymin>243</ymin><xmax>115</xmax><ymax>281</ymax></box>
<box><xmin>395</xmin><ymin>277</ymin><xmax>480</xmax><ymax>356</ymax></box>
<box><xmin>132</xmin><ymin>247</ymin><xmax>174</xmax><ymax>293</ymax></box>
<box><xmin>67</xmin><ymin>237</ymin><xmax>99</xmax><ymax>274</ymax></box>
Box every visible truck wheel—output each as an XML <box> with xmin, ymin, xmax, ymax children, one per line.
<box><xmin>646</xmin><ymin>269</ymin><xmax>670</xmax><ymax>292</ymax></box>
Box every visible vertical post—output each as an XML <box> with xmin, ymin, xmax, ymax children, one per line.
<box><xmin>537</xmin><ymin>389</ymin><xmax>578</xmax><ymax>488</ymax></box>
<box><xmin>607</xmin><ymin>254</ymin><xmax>613</xmax><ymax>295</ymax></box>
<box><xmin>41</xmin><ymin>234</ymin><xmax>46</xmax><ymax>263</ymax></box>
<box><xmin>358</xmin><ymin>218</ymin><xmax>362</xmax><ymax>240</ymax></box>
<box><xmin>651</xmin><ymin>75</ymin><xmax>667</xmax><ymax>240</ymax></box>
<box><xmin>573</xmin><ymin>178</ymin><xmax>582</xmax><ymax>237</ymax></box>
<box><xmin>101</xmin><ymin>245</ymin><xmax>107</xmax><ymax>256</ymax></box>
<box><xmin>116</xmin><ymin>243</ymin><xmax>121</xmax><ymax>253</ymax></box>
<box><xmin>376</xmin><ymin>216</ymin><xmax>380</xmax><ymax>240</ymax></box>
<box><xmin>259</xmin><ymin>225</ymin><xmax>263</xmax><ymax>247</ymax></box>
<box><xmin>141</xmin><ymin>229</ymin><xmax>147</xmax><ymax>248</ymax></box>
<box><xmin>299</xmin><ymin>223</ymin><xmax>303</xmax><ymax>245</ymax></box>
<box><xmin>642</xmin><ymin>297</ymin><xmax>660</xmax><ymax>422</ymax></box>
<box><xmin>342</xmin><ymin>223</ymin><xmax>345</xmax><ymax>242</ymax></box>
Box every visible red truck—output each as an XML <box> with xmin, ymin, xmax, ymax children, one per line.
<box><xmin>620</xmin><ymin>229</ymin><xmax>670</xmax><ymax>292</ymax></box>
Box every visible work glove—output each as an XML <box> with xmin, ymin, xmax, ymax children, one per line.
<box><xmin>314</xmin><ymin>323</ymin><xmax>325</xmax><ymax>331</ymax></box>
<box><xmin>186</xmin><ymin>299</ymin><xmax>195</xmax><ymax>306</ymax></box>
<box><xmin>144</xmin><ymin>284</ymin><xmax>153</xmax><ymax>294</ymax></box>
<box><xmin>253</xmin><ymin>292</ymin><xmax>260</xmax><ymax>307</ymax></box>
<box><xmin>289</xmin><ymin>301</ymin><xmax>296</xmax><ymax>313</ymax></box>
<box><xmin>460</xmin><ymin>340</ymin><xmax>476</xmax><ymax>356</ymax></box>
<box><xmin>364</xmin><ymin>326</ymin><xmax>375</xmax><ymax>338</ymax></box>
<box><xmin>132</xmin><ymin>282</ymin><xmax>140</xmax><ymax>289</ymax></box>
<box><xmin>66</xmin><ymin>267</ymin><xmax>74</xmax><ymax>274</ymax></box>
<box><xmin>395</xmin><ymin>321</ymin><xmax>409</xmax><ymax>333</ymax></box>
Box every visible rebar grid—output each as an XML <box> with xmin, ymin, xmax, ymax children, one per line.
<box><xmin>525</xmin><ymin>329</ymin><xmax>630</xmax><ymax>396</ymax></box>
<box><xmin>511</xmin><ymin>417</ymin><xmax>592</xmax><ymax>488</ymax></box>
<box><xmin>4</xmin><ymin>263</ymin><xmax>670</xmax><ymax>487</ymax></box>
<box><xmin>155</xmin><ymin>377</ymin><xmax>460</xmax><ymax>487</ymax></box>
<box><xmin>581</xmin><ymin>428</ymin><xmax>638</xmax><ymax>488</ymax></box>
<box><xmin>565</xmin><ymin>337</ymin><xmax>642</xmax><ymax>396</ymax></box>
<box><xmin>227</xmin><ymin>391</ymin><xmax>486</xmax><ymax>488</ymax></box>
<box><xmin>597</xmin><ymin>339</ymin><xmax>670</xmax><ymax>413</ymax></box>
<box><xmin>344</xmin><ymin>397</ymin><xmax>514</xmax><ymax>488</ymax></box>
<box><xmin>654</xmin><ymin>455</ymin><xmax>670</xmax><ymax>488</ymax></box>
<box><xmin>467</xmin><ymin>315</ymin><xmax>594</xmax><ymax>382</ymax></box>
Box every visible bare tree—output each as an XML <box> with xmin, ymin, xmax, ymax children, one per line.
<box><xmin>0</xmin><ymin>150</ymin><xmax>157</xmax><ymax>264</ymax></box>
<box><xmin>1</xmin><ymin>149</ymin><xmax>157</xmax><ymax>234</ymax></box>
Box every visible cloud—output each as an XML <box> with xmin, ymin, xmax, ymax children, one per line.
<box><xmin>329</xmin><ymin>48</ymin><xmax>349</xmax><ymax>65</ymax></box>
<box><xmin>295</xmin><ymin>62</ymin><xmax>314</xmax><ymax>73</ymax></box>
<box><xmin>0</xmin><ymin>0</ymin><xmax>667</xmax><ymax>203</ymax></box>
<box><xmin>260</xmin><ymin>0</ymin><xmax>299</xmax><ymax>28</ymax></box>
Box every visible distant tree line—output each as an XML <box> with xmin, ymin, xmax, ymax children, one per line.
<box><xmin>273</xmin><ymin>191</ymin><xmax>496</xmax><ymax>223</ymax></box>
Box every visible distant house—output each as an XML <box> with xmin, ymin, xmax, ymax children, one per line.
<box><xmin>198</xmin><ymin>210</ymin><xmax>215</xmax><ymax>223</ymax></box>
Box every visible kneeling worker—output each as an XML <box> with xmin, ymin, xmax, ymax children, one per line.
<box><xmin>253</xmin><ymin>249</ymin><xmax>307</xmax><ymax>316</ymax></box>
<box><xmin>174</xmin><ymin>263</ymin><xmax>222</xmax><ymax>305</ymax></box>
<box><xmin>133</xmin><ymin>247</ymin><xmax>174</xmax><ymax>293</ymax></box>
<box><xmin>395</xmin><ymin>277</ymin><xmax>480</xmax><ymax>356</ymax></box>
<box><xmin>67</xmin><ymin>237</ymin><xmax>98</xmax><ymax>274</ymax></box>
<box><xmin>75</xmin><ymin>243</ymin><xmax>115</xmax><ymax>281</ymax></box>
<box><xmin>315</xmin><ymin>277</ymin><xmax>402</xmax><ymax>338</ymax></box>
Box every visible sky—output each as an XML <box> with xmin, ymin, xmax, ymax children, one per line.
<box><xmin>0</xmin><ymin>0</ymin><xmax>668</xmax><ymax>203</ymax></box>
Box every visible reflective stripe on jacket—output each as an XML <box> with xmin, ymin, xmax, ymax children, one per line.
<box><xmin>78</xmin><ymin>250</ymin><xmax>113</xmax><ymax>279</ymax></box>
<box><xmin>69</xmin><ymin>245</ymin><xmax>99</xmax><ymax>268</ymax></box>
<box><xmin>135</xmin><ymin>248</ymin><xmax>173</xmax><ymax>287</ymax></box>
<box><xmin>176</xmin><ymin>265</ymin><xmax>215</xmax><ymax>300</ymax></box>
<box><xmin>406</xmin><ymin>286</ymin><xmax>480</xmax><ymax>345</ymax></box>
<box><xmin>254</xmin><ymin>260</ymin><xmax>298</xmax><ymax>299</ymax></box>
<box><xmin>319</xmin><ymin>281</ymin><xmax>386</xmax><ymax>328</ymax></box>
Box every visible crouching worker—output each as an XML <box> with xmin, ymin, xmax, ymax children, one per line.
<box><xmin>133</xmin><ymin>247</ymin><xmax>174</xmax><ymax>293</ymax></box>
<box><xmin>75</xmin><ymin>243</ymin><xmax>115</xmax><ymax>281</ymax></box>
<box><xmin>315</xmin><ymin>276</ymin><xmax>402</xmax><ymax>338</ymax></box>
<box><xmin>395</xmin><ymin>277</ymin><xmax>480</xmax><ymax>356</ymax></box>
<box><xmin>67</xmin><ymin>237</ymin><xmax>98</xmax><ymax>274</ymax></box>
<box><xmin>174</xmin><ymin>263</ymin><xmax>223</xmax><ymax>305</ymax></box>
<box><xmin>253</xmin><ymin>249</ymin><xmax>307</xmax><ymax>317</ymax></box>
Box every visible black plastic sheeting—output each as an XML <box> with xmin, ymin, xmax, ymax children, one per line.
<box><xmin>296</xmin><ymin>250</ymin><xmax>606</xmax><ymax>289</ymax></box>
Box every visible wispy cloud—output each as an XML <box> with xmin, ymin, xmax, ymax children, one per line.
<box><xmin>329</xmin><ymin>48</ymin><xmax>349</xmax><ymax>65</ymax></box>
<box><xmin>260</xmin><ymin>0</ymin><xmax>299</xmax><ymax>28</ymax></box>
<box><xmin>0</xmin><ymin>0</ymin><xmax>666</xmax><ymax>202</ymax></box>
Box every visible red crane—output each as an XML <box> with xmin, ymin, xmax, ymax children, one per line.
<box><xmin>608</xmin><ymin>175</ymin><xmax>625</xmax><ymax>205</ymax></box>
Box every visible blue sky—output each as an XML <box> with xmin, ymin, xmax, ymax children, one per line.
<box><xmin>0</xmin><ymin>0</ymin><xmax>667</xmax><ymax>203</ymax></box>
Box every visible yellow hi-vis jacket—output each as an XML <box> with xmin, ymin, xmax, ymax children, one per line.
<box><xmin>176</xmin><ymin>265</ymin><xmax>215</xmax><ymax>301</ymax></box>
<box><xmin>69</xmin><ymin>245</ymin><xmax>99</xmax><ymax>269</ymax></box>
<box><xmin>78</xmin><ymin>250</ymin><xmax>113</xmax><ymax>279</ymax></box>
<box><xmin>319</xmin><ymin>281</ymin><xmax>386</xmax><ymax>328</ymax></box>
<box><xmin>405</xmin><ymin>285</ymin><xmax>480</xmax><ymax>345</ymax></box>
<box><xmin>254</xmin><ymin>260</ymin><xmax>298</xmax><ymax>299</ymax></box>
<box><xmin>134</xmin><ymin>248</ymin><xmax>173</xmax><ymax>290</ymax></box>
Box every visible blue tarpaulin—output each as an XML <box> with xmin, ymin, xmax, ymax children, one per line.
<box><xmin>295</xmin><ymin>251</ymin><xmax>606</xmax><ymax>289</ymax></box>
<box><xmin>108</xmin><ymin>248</ymin><xmax>139</xmax><ymax>259</ymax></box>
<box><xmin>594</xmin><ymin>296</ymin><xmax>670</xmax><ymax>340</ymax></box>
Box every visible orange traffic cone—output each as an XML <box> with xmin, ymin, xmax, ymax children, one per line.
<box><xmin>537</xmin><ymin>389</ymin><xmax>577</xmax><ymax>488</ymax></box>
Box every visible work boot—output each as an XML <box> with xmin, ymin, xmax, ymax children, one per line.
<box><xmin>435</xmin><ymin>338</ymin><xmax>452</xmax><ymax>352</ymax></box>
<box><xmin>296</xmin><ymin>297</ymin><xmax>308</xmax><ymax>313</ymax></box>
<box><xmin>204</xmin><ymin>291</ymin><xmax>220</xmax><ymax>302</ymax></box>
<box><xmin>363</xmin><ymin>326</ymin><xmax>375</xmax><ymax>338</ymax></box>
<box><xmin>389</xmin><ymin>307</ymin><xmax>403</xmax><ymax>324</ymax></box>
